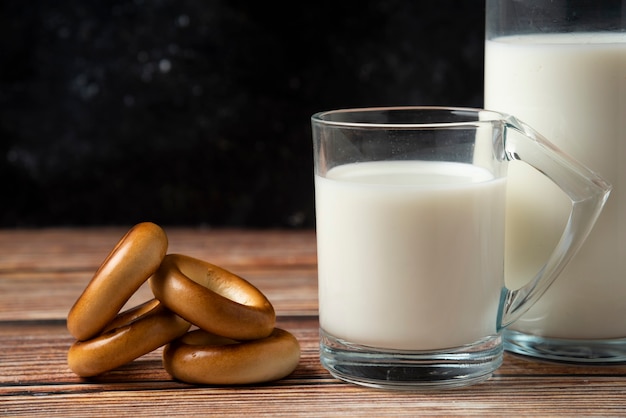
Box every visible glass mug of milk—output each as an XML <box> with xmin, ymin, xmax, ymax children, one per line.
<box><xmin>485</xmin><ymin>0</ymin><xmax>626</xmax><ymax>362</ymax></box>
<box><xmin>312</xmin><ymin>107</ymin><xmax>610</xmax><ymax>389</ymax></box>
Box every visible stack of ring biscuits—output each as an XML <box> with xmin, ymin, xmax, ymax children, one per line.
<box><xmin>67</xmin><ymin>222</ymin><xmax>301</xmax><ymax>385</ymax></box>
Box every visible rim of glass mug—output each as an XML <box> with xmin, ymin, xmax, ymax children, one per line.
<box><xmin>312</xmin><ymin>106</ymin><xmax>504</xmax><ymax>129</ymax></box>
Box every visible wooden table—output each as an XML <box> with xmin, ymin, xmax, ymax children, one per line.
<box><xmin>1</xmin><ymin>227</ymin><xmax>625</xmax><ymax>417</ymax></box>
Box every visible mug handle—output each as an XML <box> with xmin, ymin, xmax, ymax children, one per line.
<box><xmin>498</xmin><ymin>114</ymin><xmax>612</xmax><ymax>329</ymax></box>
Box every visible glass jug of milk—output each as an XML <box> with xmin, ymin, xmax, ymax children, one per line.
<box><xmin>485</xmin><ymin>0</ymin><xmax>626</xmax><ymax>362</ymax></box>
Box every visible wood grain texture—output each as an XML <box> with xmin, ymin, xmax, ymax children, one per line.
<box><xmin>1</xmin><ymin>227</ymin><xmax>625</xmax><ymax>417</ymax></box>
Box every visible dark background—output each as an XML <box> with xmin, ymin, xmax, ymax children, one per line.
<box><xmin>1</xmin><ymin>0</ymin><xmax>485</xmax><ymax>228</ymax></box>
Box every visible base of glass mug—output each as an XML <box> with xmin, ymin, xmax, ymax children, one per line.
<box><xmin>319</xmin><ymin>329</ymin><xmax>503</xmax><ymax>390</ymax></box>
<box><xmin>505</xmin><ymin>329</ymin><xmax>626</xmax><ymax>363</ymax></box>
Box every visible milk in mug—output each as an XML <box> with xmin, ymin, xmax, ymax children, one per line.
<box><xmin>315</xmin><ymin>160</ymin><xmax>506</xmax><ymax>351</ymax></box>
<box><xmin>484</xmin><ymin>33</ymin><xmax>626</xmax><ymax>338</ymax></box>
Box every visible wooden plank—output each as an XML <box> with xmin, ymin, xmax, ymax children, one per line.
<box><xmin>3</xmin><ymin>383</ymin><xmax>626</xmax><ymax>418</ymax></box>
<box><xmin>0</xmin><ymin>228</ymin><xmax>318</xmax><ymax>320</ymax></box>
<box><xmin>0</xmin><ymin>317</ymin><xmax>319</xmax><ymax>387</ymax></box>
<box><xmin>0</xmin><ymin>266</ymin><xmax>318</xmax><ymax>320</ymax></box>
<box><xmin>3</xmin><ymin>318</ymin><xmax>625</xmax><ymax>387</ymax></box>
<box><xmin>1</xmin><ymin>318</ymin><xmax>626</xmax><ymax>417</ymax></box>
<box><xmin>0</xmin><ymin>228</ymin><xmax>317</xmax><ymax>272</ymax></box>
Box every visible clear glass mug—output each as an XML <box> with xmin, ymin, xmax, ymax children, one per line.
<box><xmin>485</xmin><ymin>0</ymin><xmax>626</xmax><ymax>362</ymax></box>
<box><xmin>312</xmin><ymin>107</ymin><xmax>610</xmax><ymax>389</ymax></box>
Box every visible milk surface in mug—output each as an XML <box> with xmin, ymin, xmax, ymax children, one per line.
<box><xmin>484</xmin><ymin>33</ymin><xmax>626</xmax><ymax>338</ymax></box>
<box><xmin>315</xmin><ymin>160</ymin><xmax>506</xmax><ymax>350</ymax></box>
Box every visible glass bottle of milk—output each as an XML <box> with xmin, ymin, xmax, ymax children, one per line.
<box><xmin>484</xmin><ymin>0</ymin><xmax>626</xmax><ymax>362</ymax></box>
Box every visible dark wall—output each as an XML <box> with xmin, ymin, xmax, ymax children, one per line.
<box><xmin>0</xmin><ymin>0</ymin><xmax>485</xmax><ymax>228</ymax></box>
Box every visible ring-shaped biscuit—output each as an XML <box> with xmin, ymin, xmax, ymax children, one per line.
<box><xmin>149</xmin><ymin>254</ymin><xmax>276</xmax><ymax>340</ymax></box>
<box><xmin>163</xmin><ymin>328</ymin><xmax>300</xmax><ymax>385</ymax></box>
<box><xmin>68</xmin><ymin>299</ymin><xmax>190</xmax><ymax>377</ymax></box>
<box><xmin>67</xmin><ymin>222</ymin><xmax>168</xmax><ymax>341</ymax></box>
